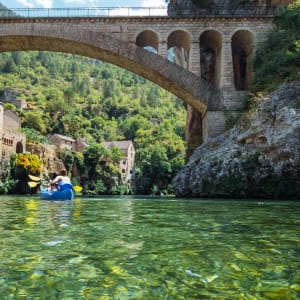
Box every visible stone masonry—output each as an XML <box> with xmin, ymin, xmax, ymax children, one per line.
<box><xmin>0</xmin><ymin>15</ymin><xmax>274</xmax><ymax>148</ymax></box>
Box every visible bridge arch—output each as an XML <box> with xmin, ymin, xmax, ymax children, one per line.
<box><xmin>200</xmin><ymin>29</ymin><xmax>222</xmax><ymax>88</ymax></box>
<box><xmin>136</xmin><ymin>30</ymin><xmax>158</xmax><ymax>53</ymax></box>
<box><xmin>167</xmin><ymin>30</ymin><xmax>190</xmax><ymax>68</ymax></box>
<box><xmin>0</xmin><ymin>23</ymin><xmax>221</xmax><ymax>114</ymax></box>
<box><xmin>231</xmin><ymin>29</ymin><xmax>254</xmax><ymax>91</ymax></box>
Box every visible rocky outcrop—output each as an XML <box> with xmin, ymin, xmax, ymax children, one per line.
<box><xmin>26</xmin><ymin>143</ymin><xmax>65</xmax><ymax>178</ymax></box>
<box><xmin>172</xmin><ymin>81</ymin><xmax>300</xmax><ymax>199</ymax></box>
<box><xmin>167</xmin><ymin>0</ymin><xmax>290</xmax><ymax>16</ymax></box>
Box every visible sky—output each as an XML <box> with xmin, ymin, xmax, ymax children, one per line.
<box><xmin>0</xmin><ymin>0</ymin><xmax>167</xmax><ymax>17</ymax></box>
<box><xmin>0</xmin><ymin>0</ymin><xmax>167</xmax><ymax>10</ymax></box>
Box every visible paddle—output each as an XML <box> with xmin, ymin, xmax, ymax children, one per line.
<box><xmin>28</xmin><ymin>181</ymin><xmax>40</xmax><ymax>188</ymax></box>
<box><xmin>28</xmin><ymin>174</ymin><xmax>41</xmax><ymax>182</ymax></box>
<box><xmin>73</xmin><ymin>185</ymin><xmax>83</xmax><ymax>192</ymax></box>
<box><xmin>28</xmin><ymin>181</ymin><xmax>83</xmax><ymax>192</ymax></box>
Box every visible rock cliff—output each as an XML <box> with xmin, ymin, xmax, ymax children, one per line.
<box><xmin>167</xmin><ymin>0</ymin><xmax>290</xmax><ymax>16</ymax></box>
<box><xmin>172</xmin><ymin>81</ymin><xmax>300</xmax><ymax>199</ymax></box>
<box><xmin>26</xmin><ymin>143</ymin><xmax>65</xmax><ymax>178</ymax></box>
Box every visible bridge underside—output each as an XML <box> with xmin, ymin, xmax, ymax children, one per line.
<box><xmin>0</xmin><ymin>24</ymin><xmax>223</xmax><ymax>111</ymax></box>
<box><xmin>0</xmin><ymin>22</ymin><xmax>225</xmax><ymax>151</ymax></box>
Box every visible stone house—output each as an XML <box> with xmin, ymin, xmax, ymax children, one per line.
<box><xmin>0</xmin><ymin>104</ymin><xmax>26</xmax><ymax>159</ymax></box>
<box><xmin>102</xmin><ymin>140</ymin><xmax>135</xmax><ymax>185</ymax></box>
<box><xmin>10</xmin><ymin>99</ymin><xmax>27</xmax><ymax>110</ymax></box>
<box><xmin>48</xmin><ymin>134</ymin><xmax>89</xmax><ymax>152</ymax></box>
<box><xmin>48</xmin><ymin>133</ymin><xmax>77</xmax><ymax>151</ymax></box>
<box><xmin>49</xmin><ymin>133</ymin><xmax>135</xmax><ymax>184</ymax></box>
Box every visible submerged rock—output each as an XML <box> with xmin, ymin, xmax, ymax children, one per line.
<box><xmin>172</xmin><ymin>81</ymin><xmax>300</xmax><ymax>199</ymax></box>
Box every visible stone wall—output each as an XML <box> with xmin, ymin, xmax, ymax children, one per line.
<box><xmin>0</xmin><ymin>15</ymin><xmax>274</xmax><ymax>146</ymax></box>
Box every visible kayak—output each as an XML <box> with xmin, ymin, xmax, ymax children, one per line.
<box><xmin>40</xmin><ymin>188</ymin><xmax>74</xmax><ymax>201</ymax></box>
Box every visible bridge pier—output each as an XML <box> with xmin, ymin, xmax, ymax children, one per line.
<box><xmin>202</xmin><ymin>110</ymin><xmax>227</xmax><ymax>142</ymax></box>
<box><xmin>158</xmin><ymin>42</ymin><xmax>168</xmax><ymax>58</ymax></box>
<box><xmin>188</xmin><ymin>41</ymin><xmax>201</xmax><ymax>76</ymax></box>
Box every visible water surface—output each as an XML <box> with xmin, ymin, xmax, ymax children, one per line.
<box><xmin>0</xmin><ymin>195</ymin><xmax>299</xmax><ymax>299</ymax></box>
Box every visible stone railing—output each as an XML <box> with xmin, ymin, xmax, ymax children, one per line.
<box><xmin>0</xmin><ymin>4</ymin><xmax>285</xmax><ymax>19</ymax></box>
<box><xmin>0</xmin><ymin>7</ymin><xmax>168</xmax><ymax>18</ymax></box>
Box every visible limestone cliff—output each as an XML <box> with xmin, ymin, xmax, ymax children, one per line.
<box><xmin>167</xmin><ymin>0</ymin><xmax>291</xmax><ymax>16</ymax></box>
<box><xmin>172</xmin><ymin>81</ymin><xmax>300</xmax><ymax>199</ymax></box>
<box><xmin>26</xmin><ymin>143</ymin><xmax>65</xmax><ymax>178</ymax></box>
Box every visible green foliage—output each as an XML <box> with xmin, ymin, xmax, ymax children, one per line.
<box><xmin>20</xmin><ymin>127</ymin><xmax>49</xmax><ymax>144</ymax></box>
<box><xmin>0</xmin><ymin>156</ymin><xmax>17</xmax><ymax>194</ymax></box>
<box><xmin>110</xmin><ymin>146</ymin><xmax>122</xmax><ymax>164</ymax></box>
<box><xmin>83</xmin><ymin>143</ymin><xmax>109</xmax><ymax>176</ymax></box>
<box><xmin>58</xmin><ymin>148</ymin><xmax>74</xmax><ymax>174</ymax></box>
<box><xmin>252</xmin><ymin>2</ymin><xmax>300</xmax><ymax>92</ymax></box>
<box><xmin>3</xmin><ymin>103</ymin><xmax>17</xmax><ymax>111</ymax></box>
<box><xmin>0</xmin><ymin>44</ymin><xmax>186</xmax><ymax>194</ymax></box>
<box><xmin>14</xmin><ymin>153</ymin><xmax>41</xmax><ymax>175</ymax></box>
<box><xmin>80</xmin><ymin>144</ymin><xmax>122</xmax><ymax>194</ymax></box>
<box><xmin>23</xmin><ymin>111</ymin><xmax>46</xmax><ymax>133</ymax></box>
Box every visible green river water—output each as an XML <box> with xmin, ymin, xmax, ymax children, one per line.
<box><xmin>0</xmin><ymin>195</ymin><xmax>299</xmax><ymax>299</ymax></box>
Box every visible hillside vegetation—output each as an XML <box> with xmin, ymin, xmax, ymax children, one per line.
<box><xmin>252</xmin><ymin>0</ymin><xmax>300</xmax><ymax>92</ymax></box>
<box><xmin>0</xmin><ymin>46</ymin><xmax>186</xmax><ymax>195</ymax></box>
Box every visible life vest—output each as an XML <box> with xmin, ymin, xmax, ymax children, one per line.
<box><xmin>58</xmin><ymin>182</ymin><xmax>73</xmax><ymax>191</ymax></box>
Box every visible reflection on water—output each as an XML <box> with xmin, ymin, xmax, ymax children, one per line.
<box><xmin>0</xmin><ymin>195</ymin><xmax>299</xmax><ymax>299</ymax></box>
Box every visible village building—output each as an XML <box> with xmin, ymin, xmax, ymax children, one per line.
<box><xmin>48</xmin><ymin>134</ymin><xmax>88</xmax><ymax>153</ymax></box>
<box><xmin>0</xmin><ymin>103</ymin><xmax>26</xmax><ymax>159</ymax></box>
<box><xmin>102</xmin><ymin>140</ymin><xmax>135</xmax><ymax>185</ymax></box>
<box><xmin>49</xmin><ymin>133</ymin><xmax>135</xmax><ymax>185</ymax></box>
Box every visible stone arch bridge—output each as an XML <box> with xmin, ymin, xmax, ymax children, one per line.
<box><xmin>0</xmin><ymin>11</ymin><xmax>274</xmax><ymax>154</ymax></box>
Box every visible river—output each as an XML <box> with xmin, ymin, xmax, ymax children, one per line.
<box><xmin>0</xmin><ymin>195</ymin><xmax>299</xmax><ymax>299</ymax></box>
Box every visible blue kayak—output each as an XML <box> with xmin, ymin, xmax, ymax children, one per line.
<box><xmin>40</xmin><ymin>183</ymin><xmax>74</xmax><ymax>200</ymax></box>
<box><xmin>40</xmin><ymin>189</ymin><xmax>74</xmax><ymax>200</ymax></box>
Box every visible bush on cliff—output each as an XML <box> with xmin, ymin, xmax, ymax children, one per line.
<box><xmin>252</xmin><ymin>1</ymin><xmax>300</xmax><ymax>92</ymax></box>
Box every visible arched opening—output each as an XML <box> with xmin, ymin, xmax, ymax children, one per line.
<box><xmin>136</xmin><ymin>30</ymin><xmax>158</xmax><ymax>54</ymax></box>
<box><xmin>16</xmin><ymin>141</ymin><xmax>23</xmax><ymax>153</ymax></box>
<box><xmin>0</xmin><ymin>25</ymin><xmax>210</xmax><ymax>114</ymax></box>
<box><xmin>167</xmin><ymin>30</ymin><xmax>190</xmax><ymax>68</ymax></box>
<box><xmin>200</xmin><ymin>30</ymin><xmax>222</xmax><ymax>87</ymax></box>
<box><xmin>231</xmin><ymin>30</ymin><xmax>254</xmax><ymax>91</ymax></box>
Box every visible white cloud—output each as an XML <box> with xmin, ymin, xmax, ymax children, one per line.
<box><xmin>15</xmin><ymin>0</ymin><xmax>53</xmax><ymax>8</ymax></box>
<box><xmin>63</xmin><ymin>0</ymin><xmax>98</xmax><ymax>5</ymax></box>
<box><xmin>35</xmin><ymin>0</ymin><xmax>54</xmax><ymax>8</ymax></box>
<box><xmin>16</xmin><ymin>0</ymin><xmax>37</xmax><ymax>8</ymax></box>
<box><xmin>141</xmin><ymin>0</ymin><xmax>166</xmax><ymax>7</ymax></box>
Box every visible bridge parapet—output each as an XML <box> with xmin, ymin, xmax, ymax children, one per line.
<box><xmin>0</xmin><ymin>5</ymin><xmax>282</xmax><ymax>18</ymax></box>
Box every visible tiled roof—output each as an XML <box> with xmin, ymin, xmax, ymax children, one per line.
<box><xmin>102</xmin><ymin>140</ymin><xmax>133</xmax><ymax>150</ymax></box>
<box><xmin>50</xmin><ymin>133</ymin><xmax>75</xmax><ymax>142</ymax></box>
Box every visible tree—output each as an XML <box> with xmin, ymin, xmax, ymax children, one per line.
<box><xmin>252</xmin><ymin>2</ymin><xmax>300</xmax><ymax>92</ymax></box>
<box><xmin>83</xmin><ymin>144</ymin><xmax>109</xmax><ymax>177</ymax></box>
<box><xmin>3</xmin><ymin>57</ymin><xmax>17</xmax><ymax>73</ymax></box>
<box><xmin>23</xmin><ymin>111</ymin><xmax>46</xmax><ymax>134</ymax></box>
<box><xmin>120</xmin><ymin>115</ymin><xmax>152</xmax><ymax>140</ymax></box>
<box><xmin>63</xmin><ymin>87</ymin><xmax>75</xmax><ymax>106</ymax></box>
